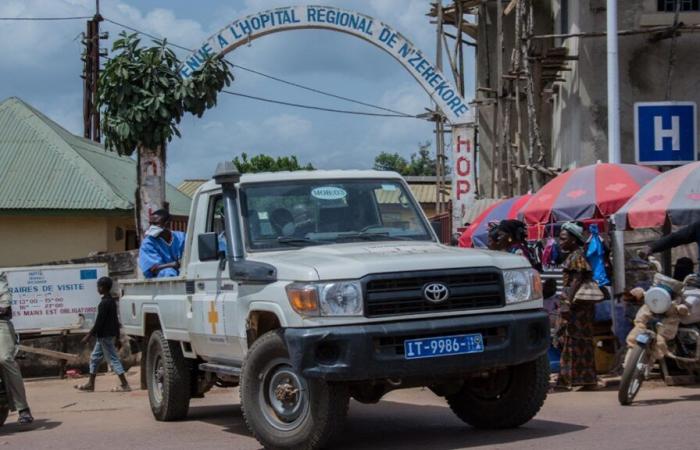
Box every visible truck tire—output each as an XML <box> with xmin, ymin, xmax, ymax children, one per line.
<box><xmin>240</xmin><ymin>330</ymin><xmax>349</xmax><ymax>450</ymax></box>
<box><xmin>446</xmin><ymin>354</ymin><xmax>549</xmax><ymax>429</ymax></box>
<box><xmin>146</xmin><ymin>330</ymin><xmax>191</xmax><ymax>421</ymax></box>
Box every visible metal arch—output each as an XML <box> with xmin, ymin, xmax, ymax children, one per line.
<box><xmin>180</xmin><ymin>5</ymin><xmax>470</xmax><ymax>125</ymax></box>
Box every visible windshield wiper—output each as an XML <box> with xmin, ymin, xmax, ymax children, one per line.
<box><xmin>277</xmin><ymin>236</ymin><xmax>326</xmax><ymax>246</ymax></box>
<box><xmin>335</xmin><ymin>232</ymin><xmax>413</xmax><ymax>242</ymax></box>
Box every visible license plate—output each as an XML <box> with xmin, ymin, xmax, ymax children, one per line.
<box><xmin>404</xmin><ymin>333</ymin><xmax>484</xmax><ymax>360</ymax></box>
<box><xmin>636</xmin><ymin>333</ymin><xmax>651</xmax><ymax>345</ymax></box>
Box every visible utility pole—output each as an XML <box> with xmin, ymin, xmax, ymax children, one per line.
<box><xmin>81</xmin><ymin>0</ymin><xmax>106</xmax><ymax>142</ymax></box>
<box><xmin>606</xmin><ymin>0</ymin><xmax>621</xmax><ymax>164</ymax></box>
<box><xmin>435</xmin><ymin>1</ymin><xmax>446</xmax><ymax>215</ymax></box>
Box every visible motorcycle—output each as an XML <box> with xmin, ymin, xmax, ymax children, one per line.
<box><xmin>618</xmin><ymin>273</ymin><xmax>700</xmax><ymax>405</ymax></box>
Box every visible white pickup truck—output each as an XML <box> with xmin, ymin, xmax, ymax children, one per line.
<box><xmin>119</xmin><ymin>163</ymin><xmax>549</xmax><ymax>450</ymax></box>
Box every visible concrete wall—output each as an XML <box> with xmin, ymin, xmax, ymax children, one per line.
<box><xmin>551</xmin><ymin>0</ymin><xmax>700</xmax><ymax>167</ymax></box>
<box><xmin>0</xmin><ymin>214</ymin><xmax>136</xmax><ymax>267</ymax></box>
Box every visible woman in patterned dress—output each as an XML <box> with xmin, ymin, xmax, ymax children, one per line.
<box><xmin>556</xmin><ymin>222</ymin><xmax>598</xmax><ymax>390</ymax></box>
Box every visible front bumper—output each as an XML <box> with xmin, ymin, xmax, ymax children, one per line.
<box><xmin>284</xmin><ymin>310</ymin><xmax>549</xmax><ymax>381</ymax></box>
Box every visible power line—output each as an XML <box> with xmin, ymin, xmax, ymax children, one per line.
<box><xmin>221</xmin><ymin>90</ymin><xmax>419</xmax><ymax>118</ymax></box>
<box><xmin>103</xmin><ymin>18</ymin><xmax>193</xmax><ymax>52</ymax></box>
<box><xmin>102</xmin><ymin>17</ymin><xmax>417</xmax><ymax>118</ymax></box>
<box><xmin>0</xmin><ymin>16</ymin><xmax>92</xmax><ymax>21</ymax></box>
<box><xmin>230</xmin><ymin>64</ymin><xmax>414</xmax><ymax>117</ymax></box>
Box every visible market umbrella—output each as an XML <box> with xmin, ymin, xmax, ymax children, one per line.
<box><xmin>459</xmin><ymin>194</ymin><xmax>532</xmax><ymax>248</ymax></box>
<box><xmin>519</xmin><ymin>163</ymin><xmax>659</xmax><ymax>225</ymax></box>
<box><xmin>616</xmin><ymin>161</ymin><xmax>700</xmax><ymax>229</ymax></box>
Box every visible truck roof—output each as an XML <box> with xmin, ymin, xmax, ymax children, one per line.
<box><xmin>196</xmin><ymin>170</ymin><xmax>404</xmax><ymax>192</ymax></box>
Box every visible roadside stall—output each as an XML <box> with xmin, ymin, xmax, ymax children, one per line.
<box><xmin>518</xmin><ymin>163</ymin><xmax>659</xmax><ymax>374</ymax></box>
<box><xmin>613</xmin><ymin>162</ymin><xmax>700</xmax><ymax>341</ymax></box>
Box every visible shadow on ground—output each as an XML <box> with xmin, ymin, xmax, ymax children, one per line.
<box><xmin>0</xmin><ymin>418</ymin><xmax>62</xmax><ymax>436</ymax></box>
<box><xmin>190</xmin><ymin>399</ymin><xmax>587</xmax><ymax>450</ymax></box>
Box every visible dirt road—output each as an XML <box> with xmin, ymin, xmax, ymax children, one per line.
<box><xmin>2</xmin><ymin>372</ymin><xmax>699</xmax><ymax>449</ymax></box>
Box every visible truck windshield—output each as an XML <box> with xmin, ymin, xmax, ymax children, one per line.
<box><xmin>240</xmin><ymin>179</ymin><xmax>434</xmax><ymax>250</ymax></box>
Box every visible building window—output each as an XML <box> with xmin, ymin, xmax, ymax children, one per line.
<box><xmin>658</xmin><ymin>0</ymin><xmax>700</xmax><ymax>12</ymax></box>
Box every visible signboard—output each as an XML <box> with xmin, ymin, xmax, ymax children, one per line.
<box><xmin>3</xmin><ymin>264</ymin><xmax>107</xmax><ymax>333</ymax></box>
<box><xmin>635</xmin><ymin>101</ymin><xmax>697</xmax><ymax>165</ymax></box>
<box><xmin>182</xmin><ymin>5</ymin><xmax>469</xmax><ymax>124</ymax></box>
<box><xmin>452</xmin><ymin>123</ymin><xmax>476</xmax><ymax>232</ymax></box>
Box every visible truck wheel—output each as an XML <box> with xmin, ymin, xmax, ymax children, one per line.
<box><xmin>240</xmin><ymin>330</ymin><xmax>349</xmax><ymax>450</ymax></box>
<box><xmin>146</xmin><ymin>330</ymin><xmax>191</xmax><ymax>421</ymax></box>
<box><xmin>446</xmin><ymin>354</ymin><xmax>549</xmax><ymax>429</ymax></box>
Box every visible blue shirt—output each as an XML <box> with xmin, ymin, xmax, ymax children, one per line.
<box><xmin>138</xmin><ymin>231</ymin><xmax>186</xmax><ymax>278</ymax></box>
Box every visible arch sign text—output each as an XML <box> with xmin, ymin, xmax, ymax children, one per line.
<box><xmin>181</xmin><ymin>5</ymin><xmax>469</xmax><ymax>124</ymax></box>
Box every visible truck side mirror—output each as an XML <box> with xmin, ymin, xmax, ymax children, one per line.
<box><xmin>198</xmin><ymin>233</ymin><xmax>220</xmax><ymax>261</ymax></box>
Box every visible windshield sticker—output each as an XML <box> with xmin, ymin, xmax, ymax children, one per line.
<box><xmin>381</xmin><ymin>184</ymin><xmax>397</xmax><ymax>191</ymax></box>
<box><xmin>311</xmin><ymin>186</ymin><xmax>347</xmax><ymax>200</ymax></box>
<box><xmin>257</xmin><ymin>211</ymin><xmax>269</xmax><ymax>220</ymax></box>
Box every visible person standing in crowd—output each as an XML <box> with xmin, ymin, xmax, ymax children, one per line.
<box><xmin>488</xmin><ymin>219</ymin><xmax>542</xmax><ymax>271</ymax></box>
<box><xmin>556</xmin><ymin>222</ymin><xmax>599</xmax><ymax>391</ymax></box>
<box><xmin>0</xmin><ymin>272</ymin><xmax>33</xmax><ymax>424</ymax></box>
<box><xmin>75</xmin><ymin>277</ymin><xmax>131</xmax><ymax>393</ymax></box>
<box><xmin>138</xmin><ymin>209</ymin><xmax>186</xmax><ymax>278</ymax></box>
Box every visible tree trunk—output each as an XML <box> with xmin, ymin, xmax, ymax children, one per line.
<box><xmin>136</xmin><ymin>144</ymin><xmax>166</xmax><ymax>240</ymax></box>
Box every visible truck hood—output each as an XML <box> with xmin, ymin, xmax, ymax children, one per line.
<box><xmin>248</xmin><ymin>241</ymin><xmax>530</xmax><ymax>281</ymax></box>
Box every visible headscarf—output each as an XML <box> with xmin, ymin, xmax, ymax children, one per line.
<box><xmin>561</xmin><ymin>221</ymin><xmax>585</xmax><ymax>245</ymax></box>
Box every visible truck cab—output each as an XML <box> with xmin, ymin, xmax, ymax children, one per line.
<box><xmin>120</xmin><ymin>163</ymin><xmax>549</xmax><ymax>450</ymax></box>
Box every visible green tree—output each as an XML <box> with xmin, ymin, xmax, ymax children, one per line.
<box><xmin>99</xmin><ymin>32</ymin><xmax>233</xmax><ymax>237</ymax></box>
<box><xmin>373</xmin><ymin>152</ymin><xmax>408</xmax><ymax>173</ymax></box>
<box><xmin>373</xmin><ymin>142</ymin><xmax>439</xmax><ymax>176</ymax></box>
<box><xmin>233</xmin><ymin>152</ymin><xmax>315</xmax><ymax>173</ymax></box>
<box><xmin>405</xmin><ymin>141</ymin><xmax>437</xmax><ymax>176</ymax></box>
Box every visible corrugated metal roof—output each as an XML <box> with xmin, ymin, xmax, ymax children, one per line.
<box><xmin>178</xmin><ymin>178</ymin><xmax>450</xmax><ymax>205</ymax></box>
<box><xmin>463</xmin><ymin>198</ymin><xmax>502</xmax><ymax>223</ymax></box>
<box><xmin>178</xmin><ymin>179</ymin><xmax>208</xmax><ymax>198</ymax></box>
<box><xmin>0</xmin><ymin>97</ymin><xmax>190</xmax><ymax>215</ymax></box>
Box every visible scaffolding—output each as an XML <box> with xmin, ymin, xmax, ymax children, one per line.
<box><xmin>427</xmin><ymin>1</ymin><xmax>479</xmax><ymax>214</ymax></box>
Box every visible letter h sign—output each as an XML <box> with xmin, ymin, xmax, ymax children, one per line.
<box><xmin>635</xmin><ymin>101</ymin><xmax>697</xmax><ymax>165</ymax></box>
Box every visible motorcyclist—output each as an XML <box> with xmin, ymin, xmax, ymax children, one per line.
<box><xmin>0</xmin><ymin>271</ymin><xmax>34</xmax><ymax>425</ymax></box>
<box><xmin>644</xmin><ymin>220</ymin><xmax>700</xmax><ymax>267</ymax></box>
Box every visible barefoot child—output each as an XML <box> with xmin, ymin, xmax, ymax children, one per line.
<box><xmin>75</xmin><ymin>277</ymin><xmax>131</xmax><ymax>392</ymax></box>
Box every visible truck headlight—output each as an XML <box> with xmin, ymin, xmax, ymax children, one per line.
<box><xmin>503</xmin><ymin>268</ymin><xmax>542</xmax><ymax>304</ymax></box>
<box><xmin>286</xmin><ymin>281</ymin><xmax>363</xmax><ymax>317</ymax></box>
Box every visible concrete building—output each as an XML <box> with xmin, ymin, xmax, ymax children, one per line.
<box><xmin>475</xmin><ymin>0</ymin><xmax>700</xmax><ymax>197</ymax></box>
<box><xmin>0</xmin><ymin>97</ymin><xmax>190</xmax><ymax>267</ymax></box>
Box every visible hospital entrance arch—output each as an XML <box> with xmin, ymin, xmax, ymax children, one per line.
<box><xmin>182</xmin><ymin>5</ymin><xmax>475</xmax><ymax>231</ymax></box>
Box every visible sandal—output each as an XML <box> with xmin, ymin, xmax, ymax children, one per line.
<box><xmin>18</xmin><ymin>409</ymin><xmax>34</xmax><ymax>425</ymax></box>
<box><xmin>111</xmin><ymin>385</ymin><xmax>132</xmax><ymax>392</ymax></box>
<box><xmin>74</xmin><ymin>383</ymin><xmax>94</xmax><ymax>392</ymax></box>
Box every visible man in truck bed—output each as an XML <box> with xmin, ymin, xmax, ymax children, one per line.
<box><xmin>138</xmin><ymin>209</ymin><xmax>186</xmax><ymax>278</ymax></box>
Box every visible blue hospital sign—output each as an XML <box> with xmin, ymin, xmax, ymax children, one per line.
<box><xmin>635</xmin><ymin>102</ymin><xmax>697</xmax><ymax>165</ymax></box>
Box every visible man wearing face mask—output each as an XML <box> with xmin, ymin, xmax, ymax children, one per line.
<box><xmin>138</xmin><ymin>209</ymin><xmax>186</xmax><ymax>278</ymax></box>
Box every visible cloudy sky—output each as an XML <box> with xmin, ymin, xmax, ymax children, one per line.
<box><xmin>0</xmin><ymin>0</ymin><xmax>474</xmax><ymax>184</ymax></box>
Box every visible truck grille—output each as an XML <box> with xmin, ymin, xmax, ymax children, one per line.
<box><xmin>363</xmin><ymin>269</ymin><xmax>504</xmax><ymax>318</ymax></box>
